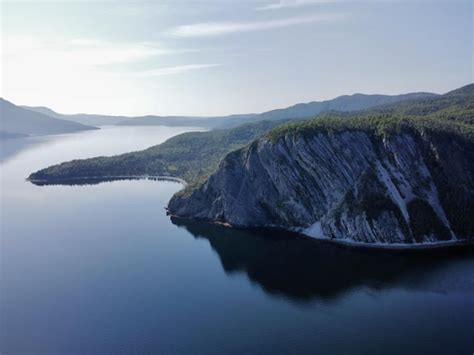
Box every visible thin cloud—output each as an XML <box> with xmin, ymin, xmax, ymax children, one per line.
<box><xmin>3</xmin><ymin>36</ymin><xmax>170</xmax><ymax>67</ymax></box>
<box><xmin>117</xmin><ymin>64</ymin><xmax>222</xmax><ymax>77</ymax></box>
<box><xmin>168</xmin><ymin>14</ymin><xmax>343</xmax><ymax>38</ymax></box>
<box><xmin>257</xmin><ymin>0</ymin><xmax>338</xmax><ymax>10</ymax></box>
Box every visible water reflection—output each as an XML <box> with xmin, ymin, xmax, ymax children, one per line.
<box><xmin>0</xmin><ymin>136</ymin><xmax>49</xmax><ymax>162</ymax></box>
<box><xmin>172</xmin><ymin>217</ymin><xmax>474</xmax><ymax>302</ymax></box>
<box><xmin>29</xmin><ymin>176</ymin><xmax>184</xmax><ymax>186</ymax></box>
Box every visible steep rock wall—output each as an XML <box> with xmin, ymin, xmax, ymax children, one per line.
<box><xmin>168</xmin><ymin>128</ymin><xmax>473</xmax><ymax>246</ymax></box>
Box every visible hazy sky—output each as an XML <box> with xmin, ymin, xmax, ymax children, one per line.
<box><xmin>1</xmin><ymin>0</ymin><xmax>472</xmax><ymax>116</ymax></box>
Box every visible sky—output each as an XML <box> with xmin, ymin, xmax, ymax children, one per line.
<box><xmin>1</xmin><ymin>0</ymin><xmax>472</xmax><ymax>116</ymax></box>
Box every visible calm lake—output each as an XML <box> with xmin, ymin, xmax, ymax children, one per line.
<box><xmin>1</xmin><ymin>126</ymin><xmax>473</xmax><ymax>355</ymax></box>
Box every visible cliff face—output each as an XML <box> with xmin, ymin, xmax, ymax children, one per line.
<box><xmin>168</xmin><ymin>128</ymin><xmax>474</xmax><ymax>246</ymax></box>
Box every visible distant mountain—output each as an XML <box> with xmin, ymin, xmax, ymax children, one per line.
<box><xmin>23</xmin><ymin>105</ymin><xmax>256</xmax><ymax>128</ymax></box>
<box><xmin>116</xmin><ymin>114</ymin><xmax>258</xmax><ymax>128</ymax></box>
<box><xmin>21</xmin><ymin>106</ymin><xmax>65</xmax><ymax>119</ymax></box>
<box><xmin>22</xmin><ymin>106</ymin><xmax>129</xmax><ymax>126</ymax></box>
<box><xmin>107</xmin><ymin>92</ymin><xmax>440</xmax><ymax>128</ymax></box>
<box><xmin>223</xmin><ymin>92</ymin><xmax>439</xmax><ymax>128</ymax></box>
<box><xmin>443</xmin><ymin>83</ymin><xmax>474</xmax><ymax>97</ymax></box>
<box><xmin>22</xmin><ymin>91</ymin><xmax>439</xmax><ymax>130</ymax></box>
<box><xmin>370</xmin><ymin>84</ymin><xmax>474</xmax><ymax>124</ymax></box>
<box><xmin>0</xmin><ymin>131</ymin><xmax>28</xmax><ymax>139</ymax></box>
<box><xmin>1</xmin><ymin>98</ymin><xmax>98</xmax><ymax>136</ymax></box>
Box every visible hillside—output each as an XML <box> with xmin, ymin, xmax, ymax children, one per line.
<box><xmin>1</xmin><ymin>99</ymin><xmax>97</xmax><ymax>136</ymax></box>
<box><xmin>248</xmin><ymin>92</ymin><xmax>438</xmax><ymax>124</ymax></box>
<box><xmin>28</xmin><ymin>120</ymin><xmax>287</xmax><ymax>185</ymax></box>
<box><xmin>368</xmin><ymin>84</ymin><xmax>474</xmax><ymax>123</ymax></box>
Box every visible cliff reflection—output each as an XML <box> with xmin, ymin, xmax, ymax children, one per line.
<box><xmin>172</xmin><ymin>217</ymin><xmax>474</xmax><ymax>303</ymax></box>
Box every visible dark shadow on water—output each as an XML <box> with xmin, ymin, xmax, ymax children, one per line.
<box><xmin>171</xmin><ymin>217</ymin><xmax>474</xmax><ymax>303</ymax></box>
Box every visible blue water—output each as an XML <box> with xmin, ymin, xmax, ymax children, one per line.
<box><xmin>1</xmin><ymin>127</ymin><xmax>473</xmax><ymax>355</ymax></box>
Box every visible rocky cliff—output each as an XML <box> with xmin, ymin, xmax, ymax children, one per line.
<box><xmin>168</xmin><ymin>119</ymin><xmax>474</xmax><ymax>247</ymax></box>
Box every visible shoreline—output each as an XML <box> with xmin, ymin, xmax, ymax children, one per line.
<box><xmin>27</xmin><ymin>175</ymin><xmax>188</xmax><ymax>187</ymax></box>
<box><xmin>299</xmin><ymin>233</ymin><xmax>472</xmax><ymax>251</ymax></box>
<box><xmin>30</xmin><ymin>176</ymin><xmax>472</xmax><ymax>252</ymax></box>
<box><xmin>168</xmin><ymin>215</ymin><xmax>473</xmax><ymax>252</ymax></box>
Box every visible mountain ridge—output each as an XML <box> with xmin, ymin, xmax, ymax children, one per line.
<box><xmin>22</xmin><ymin>90</ymin><xmax>439</xmax><ymax>129</ymax></box>
<box><xmin>1</xmin><ymin>98</ymin><xmax>98</xmax><ymax>137</ymax></box>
